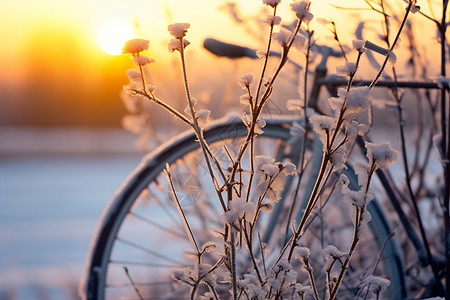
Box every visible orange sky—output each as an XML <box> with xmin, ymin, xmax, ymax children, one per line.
<box><xmin>0</xmin><ymin>0</ymin><xmax>442</xmax><ymax>80</ymax></box>
<box><xmin>0</xmin><ymin>0</ymin><xmax>371</xmax><ymax>82</ymax></box>
<box><xmin>1</xmin><ymin>0</ymin><xmax>440</xmax><ymax>82</ymax></box>
<box><xmin>0</xmin><ymin>0</ymin><xmax>444</xmax><ymax>127</ymax></box>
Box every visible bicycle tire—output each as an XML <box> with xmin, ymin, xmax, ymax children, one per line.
<box><xmin>81</xmin><ymin>114</ymin><xmax>405</xmax><ymax>299</ymax></box>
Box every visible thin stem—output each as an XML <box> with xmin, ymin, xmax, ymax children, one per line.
<box><xmin>380</xmin><ymin>0</ymin><xmax>391</xmax><ymax>48</ymax></box>
<box><xmin>229</xmin><ymin>18</ymin><xmax>305</xmax><ymax>186</ymax></box>
<box><xmin>369</xmin><ymin>1</ymin><xmax>413</xmax><ymax>89</ymax></box>
<box><xmin>329</xmin><ymin>164</ymin><xmax>376</xmax><ymax>300</ymax></box>
<box><xmin>287</xmin><ymin>155</ymin><xmax>329</xmax><ymax>261</ymax></box>
<box><xmin>393</xmin><ymin>84</ymin><xmax>443</xmax><ymax>289</ymax></box>
<box><xmin>254</xmin><ymin>6</ymin><xmax>277</xmax><ymax>107</ymax></box>
<box><xmin>191</xmin><ymin>258</ymin><xmax>224</xmax><ymax>300</ymax></box>
<box><xmin>230</xmin><ymin>228</ymin><xmax>238</xmax><ymax>300</ymax></box>
<box><xmin>243</xmin><ymin>223</ymin><xmax>264</xmax><ymax>284</ymax></box>
<box><xmin>258</xmin><ymin>231</ymin><xmax>268</xmax><ymax>277</ymax></box>
<box><xmin>301</xmin><ymin>28</ymin><xmax>313</xmax><ymax>173</ymax></box>
<box><xmin>178</xmin><ymin>41</ymin><xmax>228</xmax><ymax>212</ymax></box>
<box><xmin>283</xmin><ymin>29</ymin><xmax>313</xmax><ymax>244</ymax></box>
<box><xmin>244</xmin><ymin>6</ymin><xmax>278</xmax><ymax>206</ymax></box>
<box><xmin>165</xmin><ymin>167</ymin><xmax>200</xmax><ymax>254</ymax></box>
<box><xmin>303</xmin><ymin>258</ymin><xmax>320</xmax><ymax>300</ymax></box>
<box><xmin>328</xmin><ymin>208</ymin><xmax>363</xmax><ymax>300</ymax></box>
<box><xmin>330</xmin><ymin>20</ymin><xmax>348</xmax><ymax>61</ymax></box>
<box><xmin>132</xmin><ymin>89</ymin><xmax>191</xmax><ymax>125</ymax></box>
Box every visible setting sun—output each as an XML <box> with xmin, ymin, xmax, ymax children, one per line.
<box><xmin>98</xmin><ymin>19</ymin><xmax>133</xmax><ymax>55</ymax></box>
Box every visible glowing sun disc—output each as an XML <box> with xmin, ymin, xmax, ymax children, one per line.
<box><xmin>98</xmin><ymin>19</ymin><xmax>133</xmax><ymax>55</ymax></box>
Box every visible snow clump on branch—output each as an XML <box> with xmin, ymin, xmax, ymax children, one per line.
<box><xmin>122</xmin><ymin>39</ymin><xmax>149</xmax><ymax>56</ymax></box>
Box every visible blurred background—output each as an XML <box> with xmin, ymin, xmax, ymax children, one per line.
<box><xmin>0</xmin><ymin>0</ymin><xmax>440</xmax><ymax>298</ymax></box>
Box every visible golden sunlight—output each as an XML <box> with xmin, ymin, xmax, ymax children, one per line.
<box><xmin>98</xmin><ymin>19</ymin><xmax>133</xmax><ymax>55</ymax></box>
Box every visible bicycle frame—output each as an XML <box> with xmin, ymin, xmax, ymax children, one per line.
<box><xmin>204</xmin><ymin>36</ymin><xmax>443</xmax><ymax>297</ymax></box>
<box><xmin>310</xmin><ymin>57</ymin><xmax>443</xmax><ymax>268</ymax></box>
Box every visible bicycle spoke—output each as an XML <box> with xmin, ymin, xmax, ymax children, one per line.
<box><xmin>85</xmin><ymin>119</ymin><xmax>403</xmax><ymax>299</ymax></box>
<box><xmin>129</xmin><ymin>212</ymin><xmax>187</xmax><ymax>240</ymax></box>
<box><xmin>109</xmin><ymin>260</ymin><xmax>180</xmax><ymax>268</ymax></box>
<box><xmin>106</xmin><ymin>281</ymin><xmax>174</xmax><ymax>288</ymax></box>
<box><xmin>115</xmin><ymin>237</ymin><xmax>185</xmax><ymax>265</ymax></box>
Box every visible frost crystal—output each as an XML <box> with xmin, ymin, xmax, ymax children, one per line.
<box><xmin>228</xmin><ymin>197</ymin><xmax>256</xmax><ymax>222</ymax></box>
<box><xmin>330</xmin><ymin>146</ymin><xmax>347</xmax><ymax>171</ymax></box>
<box><xmin>387</xmin><ymin>51</ymin><xmax>397</xmax><ymax>65</ymax></box>
<box><xmin>126</xmin><ymin>69</ymin><xmax>142</xmax><ymax>83</ymax></box>
<box><xmin>261</xmin><ymin>15</ymin><xmax>282</xmax><ymax>26</ymax></box>
<box><xmin>295</xmin><ymin>283</ymin><xmax>313</xmax><ymax>295</ymax></box>
<box><xmin>256</xmin><ymin>49</ymin><xmax>266</xmax><ymax>58</ymax></box>
<box><xmin>122</xmin><ymin>39</ymin><xmax>149</xmax><ymax>55</ymax></box>
<box><xmin>358</xmin><ymin>223</ymin><xmax>369</xmax><ymax>239</ymax></box>
<box><xmin>238</xmin><ymin>73</ymin><xmax>254</xmax><ymax>89</ymax></box>
<box><xmin>256</xmin><ymin>118</ymin><xmax>266</xmax><ymax>134</ymax></box>
<box><xmin>132</xmin><ymin>55</ymin><xmax>155</xmax><ymax>66</ymax></box>
<box><xmin>168</xmin><ymin>23</ymin><xmax>190</xmax><ymax>39</ymax></box>
<box><xmin>361</xmin><ymin>275</ymin><xmax>390</xmax><ymax>294</ymax></box>
<box><xmin>352</xmin><ymin>39</ymin><xmax>366</xmax><ymax>53</ymax></box>
<box><xmin>168</xmin><ymin>38</ymin><xmax>190</xmax><ymax>52</ymax></box>
<box><xmin>344</xmin><ymin>189</ymin><xmax>368</xmax><ymax>208</ymax></box>
<box><xmin>354</xmin><ymin>161</ymin><xmax>370</xmax><ymax>187</ymax></box>
<box><xmin>283</xmin><ymin>162</ymin><xmax>297</xmax><ymax>175</ymax></box>
<box><xmin>310</xmin><ymin>115</ymin><xmax>335</xmax><ymax>133</ymax></box>
<box><xmin>293</xmin><ymin>246</ymin><xmax>311</xmax><ymax>260</ymax></box>
<box><xmin>310</xmin><ymin>114</ymin><xmax>336</xmax><ymax>148</ymax></box>
<box><xmin>200</xmin><ymin>241</ymin><xmax>216</xmax><ymax>253</ymax></box>
<box><xmin>336</xmin><ymin>62</ymin><xmax>357</xmax><ymax>76</ymax></box>
<box><xmin>365</xmin><ymin>141</ymin><xmax>399</xmax><ymax>170</ymax></box>
<box><xmin>240</xmin><ymin>274</ymin><xmax>260</xmax><ymax>288</ymax></box>
<box><xmin>291</xmin><ymin>1</ymin><xmax>313</xmax><ymax>23</ymax></box>
<box><xmin>345</xmin><ymin>86</ymin><xmax>370</xmax><ymax>115</ymax></box>
<box><xmin>196</xmin><ymin>109</ymin><xmax>211</xmax><ymax>129</ymax></box>
<box><xmin>293</xmin><ymin>35</ymin><xmax>306</xmax><ymax>51</ymax></box>
<box><xmin>242</xmin><ymin>113</ymin><xmax>265</xmax><ymax>134</ymax></box>
<box><xmin>256</xmin><ymin>156</ymin><xmax>276</xmax><ymax>174</ymax></box>
<box><xmin>328</xmin><ymin>96</ymin><xmax>344</xmax><ymax>110</ymax></box>
<box><xmin>240</xmin><ymin>93</ymin><xmax>251</xmax><ymax>105</ymax></box>
<box><xmin>146</xmin><ymin>84</ymin><xmax>157</xmax><ymax>93</ymax></box>
<box><xmin>260</xmin><ymin>199</ymin><xmax>274</xmax><ymax>211</ymax></box>
<box><xmin>263</xmin><ymin>0</ymin><xmax>281</xmax><ymax>8</ymax></box>
<box><xmin>268</xmin><ymin>278</ymin><xmax>281</xmax><ymax>290</ymax></box>
<box><xmin>261</xmin><ymin>164</ymin><xmax>279</xmax><ymax>177</ymax></box>
<box><xmin>273</xmin><ymin>30</ymin><xmax>291</xmax><ymax>48</ymax></box>
<box><xmin>323</xmin><ymin>244</ymin><xmax>347</xmax><ymax>259</ymax></box>
<box><xmin>361</xmin><ymin>210</ymin><xmax>372</xmax><ymax>223</ymax></box>
<box><xmin>276</xmin><ymin>259</ymin><xmax>291</xmax><ymax>271</ymax></box>
<box><xmin>346</xmin><ymin>120</ymin><xmax>368</xmax><ymax>139</ymax></box>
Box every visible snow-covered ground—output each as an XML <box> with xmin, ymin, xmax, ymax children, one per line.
<box><xmin>0</xmin><ymin>125</ymin><xmax>442</xmax><ymax>299</ymax></box>
<box><xmin>0</xmin><ymin>128</ymin><xmax>144</xmax><ymax>299</ymax></box>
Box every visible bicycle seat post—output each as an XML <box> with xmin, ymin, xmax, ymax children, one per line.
<box><xmin>308</xmin><ymin>45</ymin><xmax>343</xmax><ymax>113</ymax></box>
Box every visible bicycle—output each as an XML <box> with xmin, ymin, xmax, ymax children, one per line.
<box><xmin>78</xmin><ymin>32</ymin><xmax>448</xmax><ymax>298</ymax></box>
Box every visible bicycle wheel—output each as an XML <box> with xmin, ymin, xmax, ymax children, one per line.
<box><xmin>81</xmin><ymin>114</ymin><xmax>405</xmax><ymax>299</ymax></box>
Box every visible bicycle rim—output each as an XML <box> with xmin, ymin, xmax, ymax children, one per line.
<box><xmin>83</xmin><ymin>115</ymin><xmax>405</xmax><ymax>299</ymax></box>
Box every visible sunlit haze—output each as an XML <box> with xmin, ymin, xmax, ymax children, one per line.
<box><xmin>98</xmin><ymin>19</ymin><xmax>134</xmax><ymax>55</ymax></box>
<box><xmin>0</xmin><ymin>0</ymin><xmax>440</xmax><ymax>127</ymax></box>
